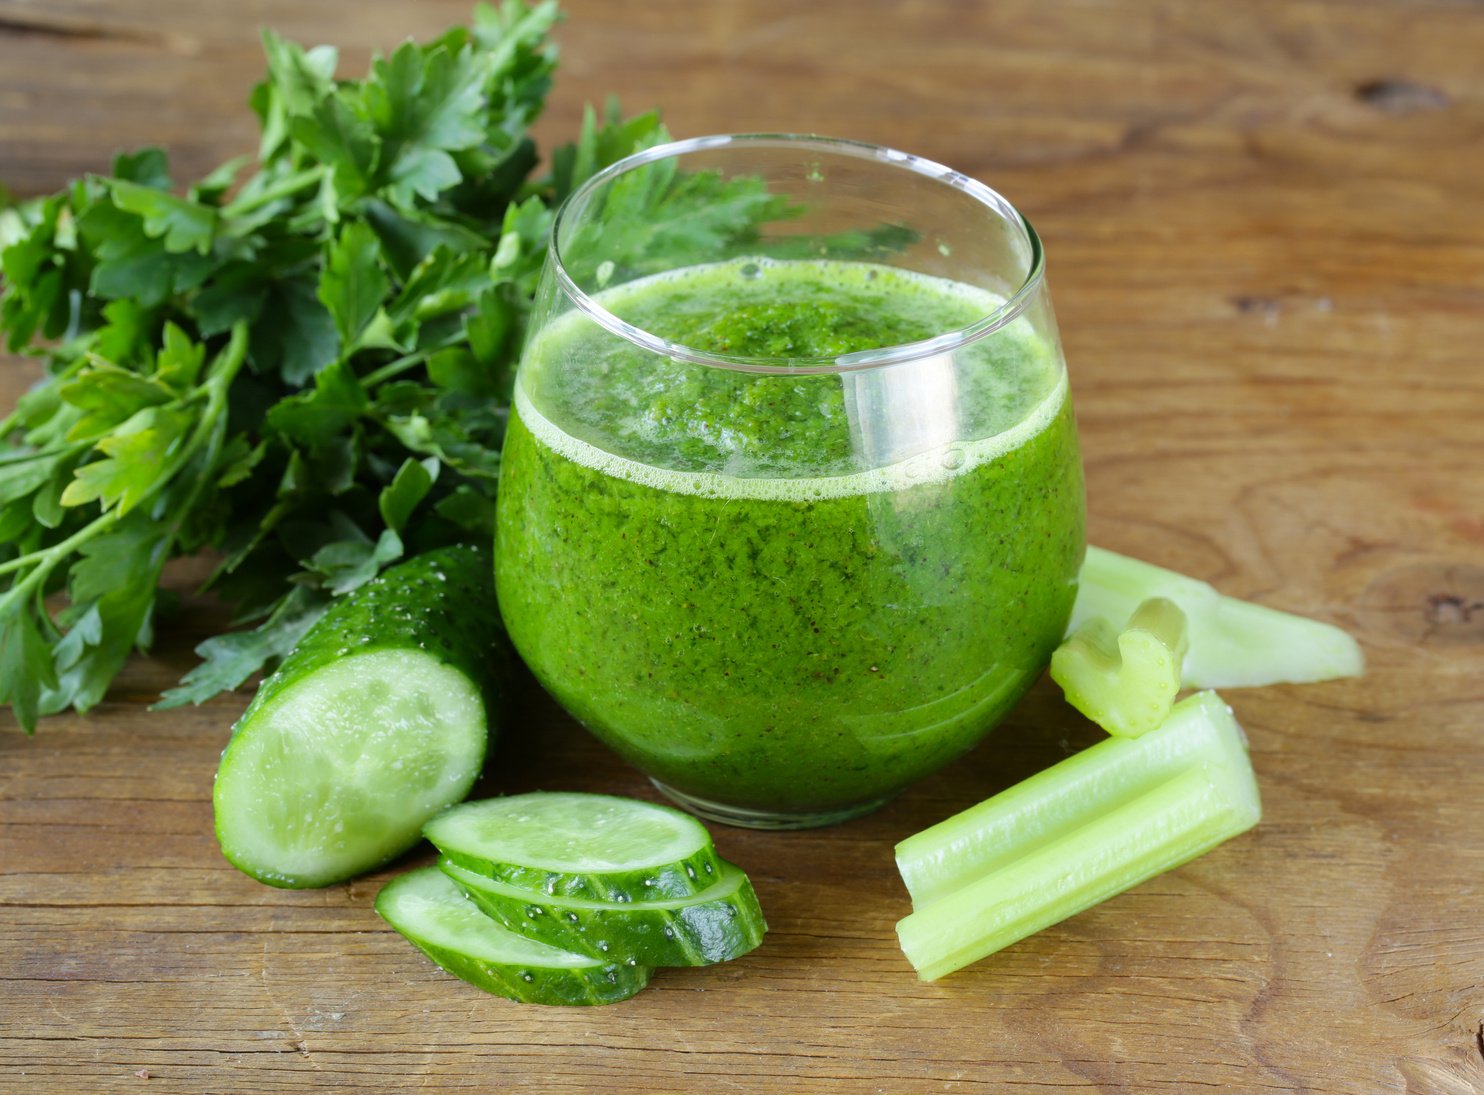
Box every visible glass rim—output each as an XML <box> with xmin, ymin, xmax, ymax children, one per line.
<box><xmin>547</xmin><ymin>133</ymin><xmax>1047</xmax><ymax>375</ymax></box>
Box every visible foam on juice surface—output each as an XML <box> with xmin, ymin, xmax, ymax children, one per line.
<box><xmin>516</xmin><ymin>258</ymin><xmax>1068</xmax><ymax>501</ymax></box>
<box><xmin>514</xmin><ymin>374</ymin><xmax>1066</xmax><ymax>502</ymax></box>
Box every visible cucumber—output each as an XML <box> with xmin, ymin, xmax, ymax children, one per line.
<box><xmin>425</xmin><ymin>792</ymin><xmax>725</xmax><ymax>902</ymax></box>
<box><xmin>213</xmin><ymin>545</ymin><xmax>506</xmax><ymax>888</ymax></box>
<box><xmin>441</xmin><ymin>857</ymin><xmax>767</xmax><ymax>966</ymax></box>
<box><xmin>375</xmin><ymin>867</ymin><xmax>652</xmax><ymax>1006</ymax></box>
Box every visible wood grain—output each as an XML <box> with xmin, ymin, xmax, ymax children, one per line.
<box><xmin>2</xmin><ymin>1</ymin><xmax>1482</xmax><ymax>1091</ymax></box>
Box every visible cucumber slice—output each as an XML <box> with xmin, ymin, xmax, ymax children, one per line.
<box><xmin>441</xmin><ymin>857</ymin><xmax>767</xmax><ymax>966</ymax></box>
<box><xmin>375</xmin><ymin>867</ymin><xmax>651</xmax><ymax>1006</ymax></box>
<box><xmin>214</xmin><ymin>545</ymin><xmax>506</xmax><ymax>888</ymax></box>
<box><xmin>425</xmin><ymin>792</ymin><xmax>724</xmax><ymax>902</ymax></box>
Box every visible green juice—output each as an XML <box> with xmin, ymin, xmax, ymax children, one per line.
<box><xmin>495</xmin><ymin>258</ymin><xmax>1085</xmax><ymax>821</ymax></box>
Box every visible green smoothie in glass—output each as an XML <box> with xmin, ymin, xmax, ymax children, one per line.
<box><xmin>494</xmin><ymin>136</ymin><xmax>1086</xmax><ymax>828</ymax></box>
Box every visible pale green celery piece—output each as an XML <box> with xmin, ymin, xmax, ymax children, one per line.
<box><xmin>1072</xmin><ymin>546</ymin><xmax>1364</xmax><ymax>688</ymax></box>
<box><xmin>1050</xmin><ymin>596</ymin><xmax>1188</xmax><ymax>738</ymax></box>
<box><xmin>896</xmin><ymin>691</ymin><xmax>1247</xmax><ymax>908</ymax></box>
<box><xmin>894</xmin><ymin>692</ymin><xmax>1261</xmax><ymax>981</ymax></box>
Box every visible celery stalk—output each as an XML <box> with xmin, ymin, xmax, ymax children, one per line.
<box><xmin>894</xmin><ymin>692</ymin><xmax>1260</xmax><ymax>979</ymax></box>
<box><xmin>1050</xmin><ymin>596</ymin><xmax>1188</xmax><ymax>738</ymax></box>
<box><xmin>1073</xmin><ymin>547</ymin><xmax>1364</xmax><ymax>688</ymax></box>
<box><xmin>896</xmin><ymin>691</ymin><xmax>1246</xmax><ymax>907</ymax></box>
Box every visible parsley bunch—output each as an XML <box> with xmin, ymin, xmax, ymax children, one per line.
<box><xmin>0</xmin><ymin>2</ymin><xmax>690</xmax><ymax>730</ymax></box>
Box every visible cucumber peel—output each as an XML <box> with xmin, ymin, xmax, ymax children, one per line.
<box><xmin>213</xmin><ymin>545</ymin><xmax>506</xmax><ymax>888</ymax></box>
<box><xmin>895</xmin><ymin>692</ymin><xmax>1261</xmax><ymax>980</ymax></box>
<box><xmin>441</xmin><ymin>857</ymin><xmax>767</xmax><ymax>967</ymax></box>
<box><xmin>380</xmin><ymin>793</ymin><xmax>767</xmax><ymax>1005</ymax></box>
<box><xmin>1073</xmin><ymin>546</ymin><xmax>1363</xmax><ymax>688</ymax></box>
<box><xmin>1051</xmin><ymin>596</ymin><xmax>1188</xmax><ymax>738</ymax></box>
<box><xmin>425</xmin><ymin>792</ymin><xmax>725</xmax><ymax>902</ymax></box>
<box><xmin>375</xmin><ymin>867</ymin><xmax>652</xmax><ymax>1006</ymax></box>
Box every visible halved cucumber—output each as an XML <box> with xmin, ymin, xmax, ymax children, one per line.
<box><xmin>375</xmin><ymin>867</ymin><xmax>652</xmax><ymax>1006</ymax></box>
<box><xmin>424</xmin><ymin>792</ymin><xmax>724</xmax><ymax>901</ymax></box>
<box><xmin>213</xmin><ymin>545</ymin><xmax>506</xmax><ymax>888</ymax></box>
<box><xmin>441</xmin><ymin>857</ymin><xmax>767</xmax><ymax>966</ymax></box>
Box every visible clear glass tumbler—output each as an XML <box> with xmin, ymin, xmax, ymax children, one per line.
<box><xmin>495</xmin><ymin>134</ymin><xmax>1085</xmax><ymax>828</ymax></box>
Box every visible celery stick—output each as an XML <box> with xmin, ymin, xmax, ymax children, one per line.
<box><xmin>1050</xmin><ymin>597</ymin><xmax>1188</xmax><ymax>738</ymax></box>
<box><xmin>1073</xmin><ymin>546</ymin><xmax>1363</xmax><ymax>688</ymax></box>
<box><xmin>896</xmin><ymin>691</ymin><xmax>1247</xmax><ymax>908</ymax></box>
<box><xmin>895</xmin><ymin>692</ymin><xmax>1259</xmax><ymax>979</ymax></box>
<box><xmin>897</xmin><ymin>759</ymin><xmax>1259</xmax><ymax>980</ymax></box>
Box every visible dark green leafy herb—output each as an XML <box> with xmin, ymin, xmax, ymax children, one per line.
<box><xmin>0</xmin><ymin>3</ymin><xmax>790</xmax><ymax>730</ymax></box>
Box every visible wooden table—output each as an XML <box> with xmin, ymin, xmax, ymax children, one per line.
<box><xmin>2</xmin><ymin>2</ymin><xmax>1481</xmax><ymax>1091</ymax></box>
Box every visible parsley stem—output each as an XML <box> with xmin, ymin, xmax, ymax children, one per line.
<box><xmin>33</xmin><ymin>575</ymin><xmax>62</xmax><ymax>643</ymax></box>
<box><xmin>0</xmin><ymin>511</ymin><xmax>120</xmax><ymax>602</ymax></box>
<box><xmin>0</xmin><ymin>440</ymin><xmax>85</xmax><ymax>463</ymax></box>
<box><xmin>361</xmin><ymin>350</ymin><xmax>432</xmax><ymax>388</ymax></box>
<box><xmin>222</xmin><ymin>166</ymin><xmax>326</xmax><ymax>219</ymax></box>
<box><xmin>161</xmin><ymin>338</ymin><xmax>246</xmax><ymax>543</ymax></box>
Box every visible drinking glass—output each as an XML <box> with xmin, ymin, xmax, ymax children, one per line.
<box><xmin>495</xmin><ymin>134</ymin><xmax>1085</xmax><ymax>828</ymax></box>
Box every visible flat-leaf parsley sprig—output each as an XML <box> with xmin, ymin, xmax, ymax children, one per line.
<box><xmin>0</xmin><ymin>3</ymin><xmax>784</xmax><ymax>730</ymax></box>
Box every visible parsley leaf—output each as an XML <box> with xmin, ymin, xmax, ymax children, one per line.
<box><xmin>379</xmin><ymin>457</ymin><xmax>438</xmax><ymax>534</ymax></box>
<box><xmin>109</xmin><ymin>180</ymin><xmax>219</xmax><ymax>255</ymax></box>
<box><xmin>43</xmin><ymin>513</ymin><xmax>170</xmax><ymax>714</ymax></box>
<box><xmin>80</xmin><ymin>197</ymin><xmax>216</xmax><ymax>308</ymax></box>
<box><xmin>366</xmin><ymin>40</ymin><xmax>488</xmax><ymax>202</ymax></box>
<box><xmin>318</xmin><ymin>220</ymin><xmax>391</xmax><ymax>348</ymax></box>
<box><xmin>249</xmin><ymin>274</ymin><xmax>339</xmax><ymax>384</ymax></box>
<box><xmin>265</xmin><ymin>359</ymin><xmax>367</xmax><ymax>444</ymax></box>
<box><xmin>154</xmin><ymin>585</ymin><xmax>329</xmax><ymax>709</ymax></box>
<box><xmin>59</xmin><ymin>405</ymin><xmax>190</xmax><ymax>514</ymax></box>
<box><xmin>0</xmin><ymin>602</ymin><xmax>58</xmax><ymax>731</ymax></box>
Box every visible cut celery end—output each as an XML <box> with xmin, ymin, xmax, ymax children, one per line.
<box><xmin>1073</xmin><ymin>546</ymin><xmax>1364</xmax><ymax>688</ymax></box>
<box><xmin>896</xmin><ymin>691</ymin><xmax>1252</xmax><ymax>910</ymax></box>
<box><xmin>1050</xmin><ymin>596</ymin><xmax>1187</xmax><ymax>738</ymax></box>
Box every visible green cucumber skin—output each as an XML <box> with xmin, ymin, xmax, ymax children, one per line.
<box><xmin>234</xmin><ymin>544</ymin><xmax>507</xmax><ymax>728</ymax></box>
<box><xmin>442</xmin><ymin>859</ymin><xmax>767</xmax><ymax>966</ymax></box>
<box><xmin>437</xmin><ymin>843</ymin><xmax>727</xmax><ymax>903</ymax></box>
<box><xmin>373</xmin><ymin>875</ymin><xmax>651</xmax><ymax>1007</ymax></box>
<box><xmin>216</xmin><ymin>545</ymin><xmax>507</xmax><ymax>888</ymax></box>
<box><xmin>398</xmin><ymin>937</ymin><xmax>651</xmax><ymax>1006</ymax></box>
